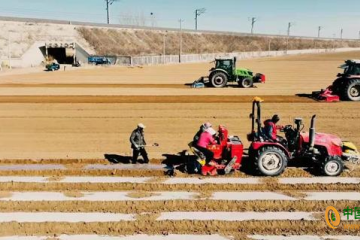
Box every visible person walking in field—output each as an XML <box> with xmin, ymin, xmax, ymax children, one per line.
<box><xmin>130</xmin><ymin>123</ymin><xmax>149</xmax><ymax>164</ymax></box>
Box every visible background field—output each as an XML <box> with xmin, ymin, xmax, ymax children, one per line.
<box><xmin>0</xmin><ymin>51</ymin><xmax>358</xmax><ymax>160</ymax></box>
<box><xmin>0</xmin><ymin>48</ymin><xmax>360</xmax><ymax>240</ymax></box>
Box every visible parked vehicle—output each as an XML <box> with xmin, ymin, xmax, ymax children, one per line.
<box><xmin>88</xmin><ymin>56</ymin><xmax>111</xmax><ymax>65</ymax></box>
<box><xmin>46</xmin><ymin>63</ymin><xmax>60</xmax><ymax>71</ymax></box>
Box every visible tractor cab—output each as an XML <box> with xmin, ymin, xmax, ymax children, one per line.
<box><xmin>339</xmin><ymin>60</ymin><xmax>360</xmax><ymax>76</ymax></box>
<box><xmin>213</xmin><ymin>58</ymin><xmax>236</xmax><ymax>77</ymax></box>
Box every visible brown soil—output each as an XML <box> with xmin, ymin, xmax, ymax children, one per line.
<box><xmin>63</xmin><ymin>191</ymin><xmax>85</xmax><ymax>198</ymax></box>
<box><xmin>135</xmin><ymin>212</ymin><xmax>161</xmax><ymax>222</ymax></box>
<box><xmin>0</xmin><ymin>200</ymin><xmax>353</xmax><ymax>213</ymax></box>
<box><xmin>260</xmin><ymin>177</ymin><xmax>279</xmax><ymax>184</ymax></box>
<box><xmin>0</xmin><ymin>192</ymin><xmax>12</xmax><ymax>199</ymax></box>
<box><xmin>1</xmin><ymin>165</ymin><xmax>360</xmax><ymax>178</ymax></box>
<box><xmin>63</xmin><ymin>164</ymin><xmax>88</xmax><ymax>170</ymax></box>
<box><xmin>281</xmin><ymin>191</ymin><xmax>308</xmax><ymax>200</ymax></box>
<box><xmin>46</xmin><ymin>176</ymin><xmax>65</xmax><ymax>182</ymax></box>
<box><xmin>0</xmin><ymin>84</ymin><xmax>187</xmax><ymax>89</ymax></box>
<box><xmin>126</xmin><ymin>191</ymin><xmax>160</xmax><ymax>199</ymax></box>
<box><xmin>0</xmin><ymin>220</ymin><xmax>359</xmax><ymax>236</ymax></box>
<box><xmin>0</xmin><ymin>100</ymin><xmax>357</xmax><ymax>161</ymax></box>
<box><xmin>0</xmin><ymin>95</ymin><xmax>314</xmax><ymax>103</ymax></box>
<box><xmin>192</xmin><ymin>191</ymin><xmax>214</xmax><ymax>200</ymax></box>
<box><xmin>145</xmin><ymin>177</ymin><xmax>168</xmax><ymax>183</ymax></box>
<box><xmin>0</xmin><ymin>51</ymin><xmax>359</xmax><ymax>237</ymax></box>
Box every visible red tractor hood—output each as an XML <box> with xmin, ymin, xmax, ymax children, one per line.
<box><xmin>301</xmin><ymin>132</ymin><xmax>342</xmax><ymax>145</ymax></box>
<box><xmin>301</xmin><ymin>132</ymin><xmax>343</xmax><ymax>156</ymax></box>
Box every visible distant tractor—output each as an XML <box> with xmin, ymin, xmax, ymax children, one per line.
<box><xmin>194</xmin><ymin>57</ymin><xmax>266</xmax><ymax>88</ymax></box>
<box><xmin>46</xmin><ymin>62</ymin><xmax>60</xmax><ymax>71</ymax></box>
<box><xmin>313</xmin><ymin>60</ymin><xmax>360</xmax><ymax>102</ymax></box>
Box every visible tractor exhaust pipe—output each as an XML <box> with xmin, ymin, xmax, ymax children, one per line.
<box><xmin>309</xmin><ymin>115</ymin><xmax>316</xmax><ymax>149</ymax></box>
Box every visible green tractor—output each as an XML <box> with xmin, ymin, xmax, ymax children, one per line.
<box><xmin>194</xmin><ymin>57</ymin><xmax>266</xmax><ymax>88</ymax></box>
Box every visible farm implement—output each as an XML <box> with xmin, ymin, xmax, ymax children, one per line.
<box><xmin>312</xmin><ymin>60</ymin><xmax>360</xmax><ymax>102</ymax></box>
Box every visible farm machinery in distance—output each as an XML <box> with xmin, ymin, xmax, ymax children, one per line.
<box><xmin>193</xmin><ymin>57</ymin><xmax>266</xmax><ymax>88</ymax></box>
<box><xmin>312</xmin><ymin>59</ymin><xmax>360</xmax><ymax>102</ymax></box>
<box><xmin>188</xmin><ymin>98</ymin><xmax>359</xmax><ymax>176</ymax></box>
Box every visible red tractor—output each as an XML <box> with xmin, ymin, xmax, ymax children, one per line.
<box><xmin>248</xmin><ymin>98</ymin><xmax>359</xmax><ymax>176</ymax></box>
<box><xmin>188</xmin><ymin>98</ymin><xmax>359</xmax><ymax>177</ymax></box>
<box><xmin>312</xmin><ymin>60</ymin><xmax>360</xmax><ymax>102</ymax></box>
<box><xmin>189</xmin><ymin>125</ymin><xmax>244</xmax><ymax>176</ymax></box>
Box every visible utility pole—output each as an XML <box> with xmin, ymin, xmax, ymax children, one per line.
<box><xmin>315</xmin><ymin>26</ymin><xmax>323</xmax><ymax>50</ymax></box>
<box><xmin>268</xmin><ymin>38</ymin><xmax>272</xmax><ymax>56</ymax></box>
<box><xmin>286</xmin><ymin>22</ymin><xmax>295</xmax><ymax>53</ymax></box>
<box><xmin>340</xmin><ymin>28</ymin><xmax>343</xmax><ymax>39</ymax></box>
<box><xmin>8</xmin><ymin>31</ymin><xmax>11</xmax><ymax>70</ymax></box>
<box><xmin>105</xmin><ymin>0</ymin><xmax>119</xmax><ymax>24</ymax></box>
<box><xmin>163</xmin><ymin>31</ymin><xmax>167</xmax><ymax>64</ymax></box>
<box><xmin>179</xmin><ymin>19</ymin><xmax>184</xmax><ymax>63</ymax></box>
<box><xmin>249</xmin><ymin>17</ymin><xmax>257</xmax><ymax>34</ymax></box>
<box><xmin>318</xmin><ymin>26</ymin><xmax>323</xmax><ymax>38</ymax></box>
<box><xmin>150</xmin><ymin>12</ymin><xmax>156</xmax><ymax>27</ymax></box>
<box><xmin>195</xmin><ymin>8</ymin><xmax>206</xmax><ymax>30</ymax></box>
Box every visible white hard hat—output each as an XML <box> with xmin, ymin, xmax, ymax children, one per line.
<box><xmin>206</xmin><ymin>127</ymin><xmax>217</xmax><ymax>136</ymax></box>
<box><xmin>138</xmin><ymin>123</ymin><xmax>146</xmax><ymax>129</ymax></box>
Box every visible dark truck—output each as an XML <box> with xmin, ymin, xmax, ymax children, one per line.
<box><xmin>88</xmin><ymin>56</ymin><xmax>112</xmax><ymax>65</ymax></box>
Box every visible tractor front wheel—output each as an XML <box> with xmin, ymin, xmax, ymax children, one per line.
<box><xmin>254</xmin><ymin>146</ymin><xmax>288</xmax><ymax>176</ymax></box>
<box><xmin>342</xmin><ymin>79</ymin><xmax>360</xmax><ymax>101</ymax></box>
<box><xmin>239</xmin><ymin>78</ymin><xmax>254</xmax><ymax>88</ymax></box>
<box><xmin>320</xmin><ymin>156</ymin><xmax>344</xmax><ymax>176</ymax></box>
<box><xmin>210</xmin><ymin>72</ymin><xmax>228</xmax><ymax>88</ymax></box>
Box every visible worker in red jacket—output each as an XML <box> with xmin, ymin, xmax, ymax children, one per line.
<box><xmin>263</xmin><ymin>114</ymin><xmax>283</xmax><ymax>141</ymax></box>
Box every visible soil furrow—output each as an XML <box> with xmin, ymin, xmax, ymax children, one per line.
<box><xmin>0</xmin><ymin>96</ymin><xmax>314</xmax><ymax>104</ymax></box>
<box><xmin>0</xmin><ymin>200</ymin><xmax>355</xmax><ymax>213</ymax></box>
<box><xmin>0</xmin><ymin>221</ymin><xmax>359</xmax><ymax>236</ymax></box>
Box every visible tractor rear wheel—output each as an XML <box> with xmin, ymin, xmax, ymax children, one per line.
<box><xmin>320</xmin><ymin>156</ymin><xmax>344</xmax><ymax>176</ymax></box>
<box><xmin>342</xmin><ymin>79</ymin><xmax>360</xmax><ymax>101</ymax></box>
<box><xmin>210</xmin><ymin>72</ymin><xmax>228</xmax><ymax>88</ymax></box>
<box><xmin>239</xmin><ymin>78</ymin><xmax>254</xmax><ymax>88</ymax></box>
<box><xmin>254</xmin><ymin>146</ymin><xmax>288</xmax><ymax>176</ymax></box>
